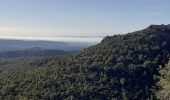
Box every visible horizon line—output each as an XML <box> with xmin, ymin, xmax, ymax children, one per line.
<box><xmin>0</xmin><ymin>35</ymin><xmax>103</xmax><ymax>43</ymax></box>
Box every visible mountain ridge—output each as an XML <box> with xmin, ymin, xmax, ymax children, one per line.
<box><xmin>1</xmin><ymin>25</ymin><xmax>170</xmax><ymax>100</ymax></box>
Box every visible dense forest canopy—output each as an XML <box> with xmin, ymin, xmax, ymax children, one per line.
<box><xmin>0</xmin><ymin>48</ymin><xmax>75</xmax><ymax>74</ymax></box>
<box><xmin>1</xmin><ymin>24</ymin><xmax>170</xmax><ymax>100</ymax></box>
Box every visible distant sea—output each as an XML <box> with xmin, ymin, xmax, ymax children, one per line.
<box><xmin>0</xmin><ymin>36</ymin><xmax>103</xmax><ymax>43</ymax></box>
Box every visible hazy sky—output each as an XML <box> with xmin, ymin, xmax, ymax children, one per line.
<box><xmin>0</xmin><ymin>0</ymin><xmax>170</xmax><ymax>42</ymax></box>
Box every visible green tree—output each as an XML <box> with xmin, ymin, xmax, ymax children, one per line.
<box><xmin>157</xmin><ymin>60</ymin><xmax>170</xmax><ymax>99</ymax></box>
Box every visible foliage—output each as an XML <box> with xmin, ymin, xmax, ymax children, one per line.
<box><xmin>156</xmin><ymin>60</ymin><xmax>170</xmax><ymax>99</ymax></box>
<box><xmin>0</xmin><ymin>48</ymin><xmax>73</xmax><ymax>74</ymax></box>
<box><xmin>1</xmin><ymin>25</ymin><xmax>170</xmax><ymax>100</ymax></box>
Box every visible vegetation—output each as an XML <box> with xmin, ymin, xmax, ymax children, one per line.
<box><xmin>1</xmin><ymin>24</ymin><xmax>170</xmax><ymax>99</ymax></box>
<box><xmin>0</xmin><ymin>48</ymin><xmax>74</xmax><ymax>74</ymax></box>
<box><xmin>0</xmin><ymin>48</ymin><xmax>71</xmax><ymax>59</ymax></box>
<box><xmin>0</xmin><ymin>57</ymin><xmax>54</xmax><ymax>74</ymax></box>
<box><xmin>156</xmin><ymin>60</ymin><xmax>170</xmax><ymax>99</ymax></box>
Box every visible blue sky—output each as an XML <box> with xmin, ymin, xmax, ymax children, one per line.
<box><xmin>0</xmin><ymin>0</ymin><xmax>170</xmax><ymax>42</ymax></box>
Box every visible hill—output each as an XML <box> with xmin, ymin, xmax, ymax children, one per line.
<box><xmin>0</xmin><ymin>57</ymin><xmax>52</xmax><ymax>74</ymax></box>
<box><xmin>0</xmin><ymin>48</ymin><xmax>73</xmax><ymax>74</ymax></box>
<box><xmin>0</xmin><ymin>47</ymin><xmax>78</xmax><ymax>74</ymax></box>
<box><xmin>1</xmin><ymin>24</ymin><xmax>170</xmax><ymax>100</ymax></box>
<box><xmin>0</xmin><ymin>48</ymin><xmax>71</xmax><ymax>59</ymax></box>
<box><xmin>0</xmin><ymin>39</ymin><xmax>93</xmax><ymax>52</ymax></box>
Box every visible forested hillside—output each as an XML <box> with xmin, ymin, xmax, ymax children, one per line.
<box><xmin>0</xmin><ymin>48</ymin><xmax>71</xmax><ymax>59</ymax></box>
<box><xmin>1</xmin><ymin>25</ymin><xmax>170</xmax><ymax>100</ymax></box>
<box><xmin>0</xmin><ymin>48</ymin><xmax>75</xmax><ymax>74</ymax></box>
<box><xmin>0</xmin><ymin>57</ymin><xmax>55</xmax><ymax>74</ymax></box>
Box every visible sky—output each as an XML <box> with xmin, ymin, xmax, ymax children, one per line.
<box><xmin>0</xmin><ymin>0</ymin><xmax>170</xmax><ymax>42</ymax></box>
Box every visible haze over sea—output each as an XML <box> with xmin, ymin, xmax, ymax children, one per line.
<box><xmin>0</xmin><ymin>35</ymin><xmax>102</xmax><ymax>43</ymax></box>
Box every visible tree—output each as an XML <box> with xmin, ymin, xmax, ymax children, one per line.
<box><xmin>156</xmin><ymin>60</ymin><xmax>170</xmax><ymax>99</ymax></box>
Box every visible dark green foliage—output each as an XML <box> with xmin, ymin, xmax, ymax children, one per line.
<box><xmin>0</xmin><ymin>57</ymin><xmax>53</xmax><ymax>74</ymax></box>
<box><xmin>0</xmin><ymin>48</ymin><xmax>74</xmax><ymax>74</ymax></box>
<box><xmin>1</xmin><ymin>24</ymin><xmax>170</xmax><ymax>100</ymax></box>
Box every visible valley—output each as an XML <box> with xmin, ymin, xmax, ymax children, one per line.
<box><xmin>1</xmin><ymin>25</ymin><xmax>170</xmax><ymax>99</ymax></box>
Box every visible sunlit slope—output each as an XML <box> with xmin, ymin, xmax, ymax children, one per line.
<box><xmin>1</xmin><ymin>25</ymin><xmax>170</xmax><ymax>100</ymax></box>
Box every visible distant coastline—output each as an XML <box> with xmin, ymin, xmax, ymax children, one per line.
<box><xmin>0</xmin><ymin>35</ymin><xmax>103</xmax><ymax>43</ymax></box>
